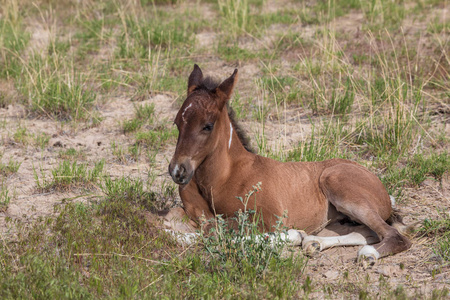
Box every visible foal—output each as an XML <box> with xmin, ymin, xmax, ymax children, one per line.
<box><xmin>168</xmin><ymin>65</ymin><xmax>411</xmax><ymax>262</ymax></box>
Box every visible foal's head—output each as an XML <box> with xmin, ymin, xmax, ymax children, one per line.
<box><xmin>169</xmin><ymin>65</ymin><xmax>238</xmax><ymax>185</ymax></box>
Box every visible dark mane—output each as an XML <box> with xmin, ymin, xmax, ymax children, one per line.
<box><xmin>194</xmin><ymin>76</ymin><xmax>220</xmax><ymax>92</ymax></box>
<box><xmin>227</xmin><ymin>104</ymin><xmax>254</xmax><ymax>153</ymax></box>
<box><xmin>194</xmin><ymin>76</ymin><xmax>254</xmax><ymax>153</ymax></box>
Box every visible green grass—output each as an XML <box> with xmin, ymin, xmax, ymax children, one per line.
<box><xmin>122</xmin><ymin>103</ymin><xmax>155</xmax><ymax>133</ymax></box>
<box><xmin>0</xmin><ymin>159</ymin><xmax>21</xmax><ymax>177</ymax></box>
<box><xmin>135</xmin><ymin>126</ymin><xmax>177</xmax><ymax>151</ymax></box>
<box><xmin>421</xmin><ymin>212</ymin><xmax>450</xmax><ymax>263</ymax></box>
<box><xmin>0</xmin><ymin>180</ymin><xmax>11</xmax><ymax>212</ymax></box>
<box><xmin>35</xmin><ymin>160</ymin><xmax>105</xmax><ymax>192</ymax></box>
<box><xmin>17</xmin><ymin>55</ymin><xmax>97</xmax><ymax>121</ymax></box>
<box><xmin>0</xmin><ymin>178</ymin><xmax>306</xmax><ymax>299</ymax></box>
<box><xmin>380</xmin><ymin>152</ymin><xmax>449</xmax><ymax>198</ymax></box>
<box><xmin>58</xmin><ymin>148</ymin><xmax>86</xmax><ymax>161</ymax></box>
<box><xmin>0</xmin><ymin>17</ymin><xmax>30</xmax><ymax>79</ymax></box>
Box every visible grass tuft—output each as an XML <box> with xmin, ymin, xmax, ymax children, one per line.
<box><xmin>35</xmin><ymin>160</ymin><xmax>104</xmax><ymax>192</ymax></box>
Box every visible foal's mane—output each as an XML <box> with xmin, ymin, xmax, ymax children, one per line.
<box><xmin>194</xmin><ymin>76</ymin><xmax>254</xmax><ymax>153</ymax></box>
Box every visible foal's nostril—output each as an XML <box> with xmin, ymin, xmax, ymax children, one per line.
<box><xmin>179</xmin><ymin>164</ymin><xmax>186</xmax><ymax>175</ymax></box>
<box><xmin>169</xmin><ymin>161</ymin><xmax>193</xmax><ymax>185</ymax></box>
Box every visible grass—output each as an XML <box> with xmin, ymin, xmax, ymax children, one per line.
<box><xmin>0</xmin><ymin>0</ymin><xmax>448</xmax><ymax>298</ymax></box>
<box><xmin>58</xmin><ymin>148</ymin><xmax>86</xmax><ymax>161</ymax></box>
<box><xmin>421</xmin><ymin>212</ymin><xmax>450</xmax><ymax>263</ymax></box>
<box><xmin>0</xmin><ymin>159</ymin><xmax>21</xmax><ymax>177</ymax></box>
<box><xmin>122</xmin><ymin>103</ymin><xmax>155</xmax><ymax>134</ymax></box>
<box><xmin>0</xmin><ymin>179</ymin><xmax>11</xmax><ymax>212</ymax></box>
<box><xmin>0</xmin><ymin>178</ymin><xmax>306</xmax><ymax>298</ymax></box>
<box><xmin>35</xmin><ymin>160</ymin><xmax>105</xmax><ymax>192</ymax></box>
<box><xmin>17</xmin><ymin>54</ymin><xmax>97</xmax><ymax>121</ymax></box>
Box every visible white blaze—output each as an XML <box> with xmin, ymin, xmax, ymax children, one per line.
<box><xmin>182</xmin><ymin>103</ymin><xmax>193</xmax><ymax>123</ymax></box>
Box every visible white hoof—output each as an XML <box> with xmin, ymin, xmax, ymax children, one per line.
<box><xmin>164</xmin><ymin>229</ymin><xmax>199</xmax><ymax>245</ymax></box>
<box><xmin>286</xmin><ymin>229</ymin><xmax>303</xmax><ymax>246</ymax></box>
<box><xmin>302</xmin><ymin>236</ymin><xmax>323</xmax><ymax>254</ymax></box>
<box><xmin>358</xmin><ymin>245</ymin><xmax>380</xmax><ymax>267</ymax></box>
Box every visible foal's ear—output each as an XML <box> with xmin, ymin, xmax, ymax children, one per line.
<box><xmin>216</xmin><ymin>69</ymin><xmax>238</xmax><ymax>110</ymax></box>
<box><xmin>188</xmin><ymin>64</ymin><xmax>203</xmax><ymax>95</ymax></box>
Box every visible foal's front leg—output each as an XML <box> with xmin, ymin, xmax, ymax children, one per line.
<box><xmin>179</xmin><ymin>179</ymin><xmax>215</xmax><ymax>229</ymax></box>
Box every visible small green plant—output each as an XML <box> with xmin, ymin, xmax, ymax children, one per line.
<box><xmin>135</xmin><ymin>126</ymin><xmax>177</xmax><ymax>150</ymax></box>
<box><xmin>380</xmin><ymin>152</ymin><xmax>449</xmax><ymax>197</ymax></box>
<box><xmin>35</xmin><ymin>160</ymin><xmax>104</xmax><ymax>192</ymax></box>
<box><xmin>58</xmin><ymin>148</ymin><xmax>86</xmax><ymax>160</ymax></box>
<box><xmin>122</xmin><ymin>103</ymin><xmax>156</xmax><ymax>133</ymax></box>
<box><xmin>217</xmin><ymin>0</ymin><xmax>251</xmax><ymax>38</ymax></box>
<box><xmin>286</xmin><ymin>126</ymin><xmax>346</xmax><ymax>162</ymax></box>
<box><xmin>134</xmin><ymin>103</ymin><xmax>155</xmax><ymax>121</ymax></box>
<box><xmin>201</xmin><ymin>183</ymin><xmax>304</xmax><ymax>278</ymax></box>
<box><xmin>17</xmin><ymin>55</ymin><xmax>96</xmax><ymax>121</ymax></box>
<box><xmin>101</xmin><ymin>176</ymin><xmax>157</xmax><ymax>212</ymax></box>
<box><xmin>0</xmin><ymin>15</ymin><xmax>30</xmax><ymax>79</ymax></box>
<box><xmin>12</xmin><ymin>126</ymin><xmax>29</xmax><ymax>145</ymax></box>
<box><xmin>0</xmin><ymin>180</ymin><xmax>11</xmax><ymax>212</ymax></box>
<box><xmin>122</xmin><ymin>118</ymin><xmax>143</xmax><ymax>134</ymax></box>
<box><xmin>0</xmin><ymin>159</ymin><xmax>21</xmax><ymax>177</ymax></box>
<box><xmin>421</xmin><ymin>212</ymin><xmax>450</xmax><ymax>262</ymax></box>
<box><xmin>111</xmin><ymin>141</ymin><xmax>128</xmax><ymax>163</ymax></box>
<box><xmin>34</xmin><ymin>132</ymin><xmax>50</xmax><ymax>149</ymax></box>
<box><xmin>328</xmin><ymin>77</ymin><xmax>355</xmax><ymax>116</ymax></box>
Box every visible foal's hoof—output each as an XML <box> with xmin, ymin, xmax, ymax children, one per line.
<box><xmin>286</xmin><ymin>229</ymin><xmax>303</xmax><ymax>246</ymax></box>
<box><xmin>357</xmin><ymin>245</ymin><xmax>380</xmax><ymax>269</ymax></box>
<box><xmin>302</xmin><ymin>237</ymin><xmax>322</xmax><ymax>256</ymax></box>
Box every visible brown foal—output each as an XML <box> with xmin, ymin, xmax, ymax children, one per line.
<box><xmin>168</xmin><ymin>65</ymin><xmax>411</xmax><ymax>262</ymax></box>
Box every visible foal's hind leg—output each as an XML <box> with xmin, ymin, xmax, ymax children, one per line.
<box><xmin>319</xmin><ymin>163</ymin><xmax>411</xmax><ymax>263</ymax></box>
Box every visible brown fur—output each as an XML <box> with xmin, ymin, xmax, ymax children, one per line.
<box><xmin>168</xmin><ymin>65</ymin><xmax>411</xmax><ymax>258</ymax></box>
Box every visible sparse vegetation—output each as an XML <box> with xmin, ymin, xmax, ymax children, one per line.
<box><xmin>35</xmin><ymin>160</ymin><xmax>105</xmax><ymax>192</ymax></box>
<box><xmin>0</xmin><ymin>180</ymin><xmax>11</xmax><ymax>212</ymax></box>
<box><xmin>0</xmin><ymin>0</ymin><xmax>448</xmax><ymax>298</ymax></box>
<box><xmin>0</xmin><ymin>158</ymin><xmax>21</xmax><ymax>177</ymax></box>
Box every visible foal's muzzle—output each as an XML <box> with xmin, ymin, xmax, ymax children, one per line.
<box><xmin>168</xmin><ymin>160</ymin><xmax>194</xmax><ymax>185</ymax></box>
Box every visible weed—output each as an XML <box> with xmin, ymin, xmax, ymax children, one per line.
<box><xmin>58</xmin><ymin>148</ymin><xmax>86</xmax><ymax>161</ymax></box>
<box><xmin>0</xmin><ymin>159</ymin><xmax>21</xmax><ymax>177</ymax></box>
<box><xmin>217</xmin><ymin>0</ymin><xmax>251</xmax><ymax>38</ymax></box>
<box><xmin>421</xmin><ymin>212</ymin><xmax>450</xmax><ymax>262</ymax></box>
<box><xmin>16</xmin><ymin>54</ymin><xmax>97</xmax><ymax>121</ymax></box>
<box><xmin>0</xmin><ymin>15</ymin><xmax>30</xmax><ymax>79</ymax></box>
<box><xmin>34</xmin><ymin>132</ymin><xmax>50</xmax><ymax>149</ymax></box>
<box><xmin>122</xmin><ymin>118</ymin><xmax>143</xmax><ymax>134</ymax></box>
<box><xmin>135</xmin><ymin>126</ymin><xmax>177</xmax><ymax>150</ymax></box>
<box><xmin>0</xmin><ymin>180</ymin><xmax>11</xmax><ymax>212</ymax></box>
<box><xmin>217</xmin><ymin>42</ymin><xmax>261</xmax><ymax>62</ymax></box>
<box><xmin>261</xmin><ymin>75</ymin><xmax>301</xmax><ymax>105</ymax></box>
<box><xmin>101</xmin><ymin>176</ymin><xmax>157</xmax><ymax>212</ymax></box>
<box><xmin>128</xmin><ymin>143</ymin><xmax>141</xmax><ymax>161</ymax></box>
<box><xmin>380</xmin><ymin>152</ymin><xmax>449</xmax><ymax>200</ymax></box>
<box><xmin>328</xmin><ymin>77</ymin><xmax>355</xmax><ymax>117</ymax></box>
<box><xmin>12</xmin><ymin>126</ymin><xmax>29</xmax><ymax>145</ymax></box>
<box><xmin>201</xmin><ymin>183</ymin><xmax>306</xmax><ymax>296</ymax></box>
<box><xmin>286</xmin><ymin>126</ymin><xmax>347</xmax><ymax>162</ymax></box>
<box><xmin>111</xmin><ymin>141</ymin><xmax>128</xmax><ymax>163</ymax></box>
<box><xmin>122</xmin><ymin>103</ymin><xmax>155</xmax><ymax>133</ymax></box>
<box><xmin>35</xmin><ymin>160</ymin><xmax>104</xmax><ymax>192</ymax></box>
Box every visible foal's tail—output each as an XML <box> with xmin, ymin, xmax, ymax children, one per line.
<box><xmin>387</xmin><ymin>208</ymin><xmax>420</xmax><ymax>237</ymax></box>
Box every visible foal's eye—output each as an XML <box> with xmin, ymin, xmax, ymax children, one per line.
<box><xmin>202</xmin><ymin>123</ymin><xmax>214</xmax><ymax>132</ymax></box>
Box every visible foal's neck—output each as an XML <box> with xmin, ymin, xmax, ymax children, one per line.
<box><xmin>196</xmin><ymin>111</ymin><xmax>253</xmax><ymax>188</ymax></box>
